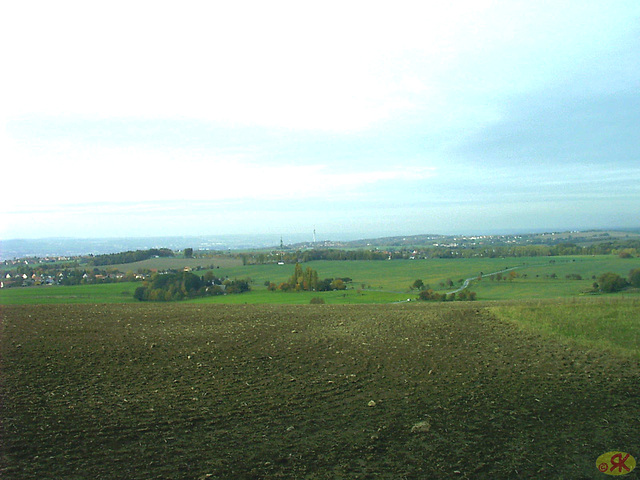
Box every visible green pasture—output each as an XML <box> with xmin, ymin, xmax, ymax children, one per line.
<box><xmin>489</xmin><ymin>297</ymin><xmax>640</xmax><ymax>359</ymax></box>
<box><xmin>94</xmin><ymin>255</ymin><xmax>242</xmax><ymax>272</ymax></box>
<box><xmin>211</xmin><ymin>254</ymin><xmax>639</xmax><ymax>298</ymax></box>
<box><xmin>214</xmin><ymin>257</ymin><xmax>532</xmax><ymax>291</ymax></box>
<box><xmin>0</xmin><ymin>283</ymin><xmax>138</xmax><ymax>305</ymax></box>
<box><xmin>1</xmin><ymin>255</ymin><xmax>638</xmax><ymax>305</ymax></box>
<box><xmin>470</xmin><ymin>255</ymin><xmax>640</xmax><ymax>300</ymax></box>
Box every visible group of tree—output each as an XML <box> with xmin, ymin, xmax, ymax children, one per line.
<box><xmin>267</xmin><ymin>263</ymin><xmax>350</xmax><ymax>292</ymax></box>
<box><xmin>418</xmin><ymin>288</ymin><xmax>476</xmax><ymax>302</ymax></box>
<box><xmin>245</xmin><ymin>249</ymin><xmax>389</xmax><ymax>265</ymax></box>
<box><xmin>411</xmin><ymin>278</ymin><xmax>457</xmax><ymax>290</ymax></box>
<box><xmin>296</xmin><ymin>249</ymin><xmax>388</xmax><ymax>262</ymax></box>
<box><xmin>88</xmin><ymin>248</ymin><xmax>174</xmax><ymax>266</ymax></box>
<box><xmin>134</xmin><ymin>271</ymin><xmax>250</xmax><ymax>301</ymax></box>
<box><xmin>253</xmin><ymin>242</ymin><xmax>637</xmax><ymax>264</ymax></box>
<box><xmin>392</xmin><ymin>240</ymin><xmax>640</xmax><ymax>260</ymax></box>
<box><xmin>593</xmin><ymin>268</ymin><xmax>640</xmax><ymax>293</ymax></box>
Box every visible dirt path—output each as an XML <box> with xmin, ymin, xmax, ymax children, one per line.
<box><xmin>445</xmin><ymin>266</ymin><xmax>521</xmax><ymax>294</ymax></box>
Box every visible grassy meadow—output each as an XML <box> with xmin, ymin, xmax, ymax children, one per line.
<box><xmin>100</xmin><ymin>255</ymin><xmax>243</xmax><ymax>272</ymax></box>
<box><xmin>490</xmin><ymin>297</ymin><xmax>640</xmax><ymax>360</ymax></box>
<box><xmin>1</xmin><ymin>254</ymin><xmax>639</xmax><ymax>305</ymax></box>
<box><xmin>220</xmin><ymin>255</ymin><xmax>640</xmax><ymax>301</ymax></box>
<box><xmin>0</xmin><ymin>282</ymin><xmax>138</xmax><ymax>305</ymax></box>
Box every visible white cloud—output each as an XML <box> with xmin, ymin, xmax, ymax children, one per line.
<box><xmin>2</xmin><ymin>1</ymin><xmax>639</xmax><ymax>239</ymax></box>
<box><xmin>3</xmin><ymin>2</ymin><xmax>438</xmax><ymax>130</ymax></box>
<box><xmin>5</xmin><ymin>1</ymin><xmax>635</xmax><ymax>132</ymax></box>
<box><xmin>1</xmin><ymin>136</ymin><xmax>437</xmax><ymax>212</ymax></box>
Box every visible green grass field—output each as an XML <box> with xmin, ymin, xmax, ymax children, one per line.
<box><xmin>471</xmin><ymin>256</ymin><xmax>640</xmax><ymax>300</ymax></box>
<box><xmin>489</xmin><ymin>297</ymin><xmax>640</xmax><ymax>359</ymax></box>
<box><xmin>1</xmin><ymin>255</ymin><xmax>638</xmax><ymax>305</ymax></box>
<box><xmin>94</xmin><ymin>255</ymin><xmax>242</xmax><ymax>272</ymax></box>
<box><xmin>0</xmin><ymin>283</ymin><xmax>138</xmax><ymax>305</ymax></box>
<box><xmin>214</xmin><ymin>255</ymin><xmax>639</xmax><ymax>292</ymax></box>
<box><xmin>219</xmin><ymin>257</ymin><xmax>528</xmax><ymax>291</ymax></box>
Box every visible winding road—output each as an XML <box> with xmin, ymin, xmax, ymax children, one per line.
<box><xmin>445</xmin><ymin>265</ymin><xmax>522</xmax><ymax>294</ymax></box>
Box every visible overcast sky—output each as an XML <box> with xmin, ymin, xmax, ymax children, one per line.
<box><xmin>2</xmin><ymin>1</ymin><xmax>639</xmax><ymax>241</ymax></box>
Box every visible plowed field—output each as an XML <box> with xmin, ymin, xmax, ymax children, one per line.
<box><xmin>1</xmin><ymin>304</ymin><xmax>638</xmax><ymax>479</ymax></box>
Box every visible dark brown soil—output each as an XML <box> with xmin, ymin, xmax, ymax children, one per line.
<box><xmin>1</xmin><ymin>303</ymin><xmax>638</xmax><ymax>479</ymax></box>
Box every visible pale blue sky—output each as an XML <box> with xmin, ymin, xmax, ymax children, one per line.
<box><xmin>1</xmin><ymin>1</ymin><xmax>639</xmax><ymax>240</ymax></box>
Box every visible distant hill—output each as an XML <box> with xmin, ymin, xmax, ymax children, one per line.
<box><xmin>287</xmin><ymin>229</ymin><xmax>640</xmax><ymax>250</ymax></box>
<box><xmin>0</xmin><ymin>235</ymin><xmax>294</xmax><ymax>260</ymax></box>
<box><xmin>2</xmin><ymin>229</ymin><xmax>639</xmax><ymax>260</ymax></box>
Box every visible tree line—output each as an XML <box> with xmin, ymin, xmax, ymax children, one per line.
<box><xmin>266</xmin><ymin>263</ymin><xmax>350</xmax><ymax>292</ymax></box>
<box><xmin>243</xmin><ymin>249</ymin><xmax>389</xmax><ymax>265</ymax></box>
<box><xmin>89</xmin><ymin>248</ymin><xmax>174</xmax><ymax>266</ymax></box>
<box><xmin>134</xmin><ymin>271</ymin><xmax>250</xmax><ymax>301</ymax></box>
<box><xmin>407</xmin><ymin>241</ymin><xmax>640</xmax><ymax>259</ymax></box>
<box><xmin>239</xmin><ymin>240</ymin><xmax>640</xmax><ymax>266</ymax></box>
<box><xmin>418</xmin><ymin>288</ymin><xmax>477</xmax><ymax>302</ymax></box>
<box><xmin>411</xmin><ymin>279</ymin><xmax>476</xmax><ymax>302</ymax></box>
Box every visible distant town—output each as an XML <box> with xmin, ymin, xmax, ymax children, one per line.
<box><xmin>2</xmin><ymin>229</ymin><xmax>639</xmax><ymax>289</ymax></box>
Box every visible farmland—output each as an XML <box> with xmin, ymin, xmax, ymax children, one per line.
<box><xmin>2</xmin><ymin>254</ymin><xmax>639</xmax><ymax>305</ymax></box>
<box><xmin>97</xmin><ymin>256</ymin><xmax>243</xmax><ymax>273</ymax></box>
<box><xmin>0</xmin><ymin>282</ymin><xmax>138</xmax><ymax>305</ymax></box>
<box><xmin>1</xmin><ymin>253</ymin><xmax>639</xmax><ymax>478</ymax></box>
<box><xmin>1</xmin><ymin>300</ymin><xmax>638</xmax><ymax>479</ymax></box>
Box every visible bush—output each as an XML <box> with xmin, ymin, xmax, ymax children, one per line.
<box><xmin>629</xmin><ymin>268</ymin><xmax>640</xmax><ymax>288</ymax></box>
<box><xmin>418</xmin><ymin>289</ymin><xmax>446</xmax><ymax>301</ymax></box>
<box><xmin>310</xmin><ymin>297</ymin><xmax>325</xmax><ymax>304</ymax></box>
<box><xmin>133</xmin><ymin>286</ymin><xmax>147</xmax><ymax>301</ymax></box>
<box><xmin>597</xmin><ymin>272</ymin><xmax>628</xmax><ymax>293</ymax></box>
<box><xmin>420</xmin><ymin>289</ymin><xmax>476</xmax><ymax>302</ymax></box>
<box><xmin>457</xmin><ymin>290</ymin><xmax>477</xmax><ymax>301</ymax></box>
